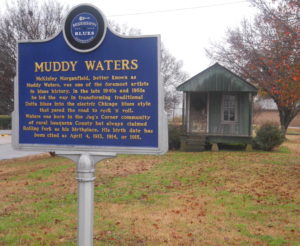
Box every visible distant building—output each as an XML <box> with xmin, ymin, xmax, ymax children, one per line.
<box><xmin>255</xmin><ymin>98</ymin><xmax>277</xmax><ymax>110</ymax></box>
<box><xmin>253</xmin><ymin>98</ymin><xmax>300</xmax><ymax>128</ymax></box>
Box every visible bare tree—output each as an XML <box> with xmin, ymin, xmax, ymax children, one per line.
<box><xmin>109</xmin><ymin>21</ymin><xmax>189</xmax><ymax>115</ymax></box>
<box><xmin>109</xmin><ymin>21</ymin><xmax>142</xmax><ymax>36</ymax></box>
<box><xmin>161</xmin><ymin>44</ymin><xmax>188</xmax><ymax>116</ymax></box>
<box><xmin>0</xmin><ymin>0</ymin><xmax>67</xmax><ymax>114</ymax></box>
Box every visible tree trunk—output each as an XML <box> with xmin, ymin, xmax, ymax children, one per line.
<box><xmin>278</xmin><ymin>107</ymin><xmax>296</xmax><ymax>137</ymax></box>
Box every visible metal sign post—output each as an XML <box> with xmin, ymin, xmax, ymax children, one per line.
<box><xmin>57</xmin><ymin>152</ymin><xmax>116</xmax><ymax>246</ymax></box>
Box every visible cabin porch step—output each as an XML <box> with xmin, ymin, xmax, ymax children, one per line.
<box><xmin>180</xmin><ymin>135</ymin><xmax>207</xmax><ymax>152</ymax></box>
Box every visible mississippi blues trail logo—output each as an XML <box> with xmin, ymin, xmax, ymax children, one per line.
<box><xmin>64</xmin><ymin>5</ymin><xmax>106</xmax><ymax>52</ymax></box>
<box><xmin>71</xmin><ymin>13</ymin><xmax>99</xmax><ymax>44</ymax></box>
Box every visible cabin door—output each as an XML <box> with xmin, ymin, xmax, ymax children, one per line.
<box><xmin>189</xmin><ymin>93</ymin><xmax>207</xmax><ymax>133</ymax></box>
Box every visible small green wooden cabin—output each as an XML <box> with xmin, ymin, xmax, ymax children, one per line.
<box><xmin>177</xmin><ymin>63</ymin><xmax>257</xmax><ymax>151</ymax></box>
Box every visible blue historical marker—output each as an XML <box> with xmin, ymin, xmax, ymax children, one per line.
<box><xmin>13</xmin><ymin>4</ymin><xmax>167</xmax><ymax>155</ymax></box>
<box><xmin>13</xmin><ymin>4</ymin><xmax>168</xmax><ymax>246</ymax></box>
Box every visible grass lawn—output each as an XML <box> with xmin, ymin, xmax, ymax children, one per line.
<box><xmin>0</xmin><ymin>136</ymin><xmax>300</xmax><ymax>245</ymax></box>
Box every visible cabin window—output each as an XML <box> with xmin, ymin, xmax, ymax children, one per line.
<box><xmin>222</xmin><ymin>94</ymin><xmax>237</xmax><ymax>122</ymax></box>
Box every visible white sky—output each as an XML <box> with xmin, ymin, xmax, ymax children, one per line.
<box><xmin>63</xmin><ymin>0</ymin><xmax>257</xmax><ymax>78</ymax></box>
<box><xmin>2</xmin><ymin>0</ymin><xmax>257</xmax><ymax>78</ymax></box>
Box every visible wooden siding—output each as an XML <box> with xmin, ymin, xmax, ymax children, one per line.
<box><xmin>208</xmin><ymin>93</ymin><xmax>251</xmax><ymax>136</ymax></box>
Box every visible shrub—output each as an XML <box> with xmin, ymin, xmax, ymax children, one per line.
<box><xmin>0</xmin><ymin>115</ymin><xmax>11</xmax><ymax>129</ymax></box>
<box><xmin>168</xmin><ymin>124</ymin><xmax>183</xmax><ymax>150</ymax></box>
<box><xmin>253</xmin><ymin>122</ymin><xmax>284</xmax><ymax>151</ymax></box>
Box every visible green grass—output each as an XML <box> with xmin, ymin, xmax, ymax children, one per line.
<box><xmin>27</xmin><ymin>164</ymin><xmax>69</xmax><ymax>179</ymax></box>
<box><xmin>236</xmin><ymin>224</ymin><xmax>288</xmax><ymax>246</ymax></box>
<box><xmin>0</xmin><ymin>146</ymin><xmax>300</xmax><ymax>245</ymax></box>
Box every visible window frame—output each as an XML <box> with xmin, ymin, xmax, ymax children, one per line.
<box><xmin>221</xmin><ymin>93</ymin><xmax>238</xmax><ymax>124</ymax></box>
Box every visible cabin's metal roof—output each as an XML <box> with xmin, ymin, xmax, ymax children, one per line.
<box><xmin>177</xmin><ymin>63</ymin><xmax>257</xmax><ymax>93</ymax></box>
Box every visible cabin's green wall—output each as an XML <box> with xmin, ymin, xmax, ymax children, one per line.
<box><xmin>208</xmin><ymin>93</ymin><xmax>250</xmax><ymax>136</ymax></box>
<box><xmin>239</xmin><ymin>94</ymin><xmax>251</xmax><ymax>135</ymax></box>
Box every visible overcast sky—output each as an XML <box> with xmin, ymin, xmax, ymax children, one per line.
<box><xmin>2</xmin><ymin>0</ymin><xmax>257</xmax><ymax>77</ymax></box>
<box><xmin>61</xmin><ymin>0</ymin><xmax>257</xmax><ymax>77</ymax></box>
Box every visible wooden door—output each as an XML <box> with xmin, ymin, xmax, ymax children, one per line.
<box><xmin>189</xmin><ymin>93</ymin><xmax>207</xmax><ymax>133</ymax></box>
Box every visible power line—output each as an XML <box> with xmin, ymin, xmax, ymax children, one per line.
<box><xmin>108</xmin><ymin>0</ymin><xmax>248</xmax><ymax>17</ymax></box>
